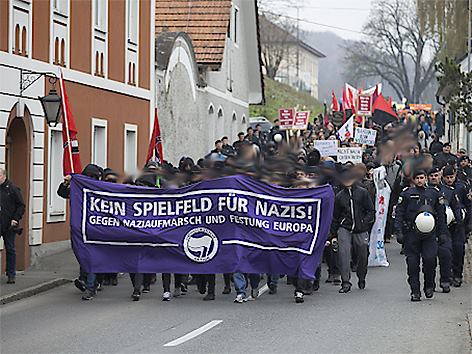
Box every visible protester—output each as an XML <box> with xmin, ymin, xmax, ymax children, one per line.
<box><xmin>330</xmin><ymin>167</ymin><xmax>375</xmax><ymax>293</ymax></box>
<box><xmin>0</xmin><ymin>168</ymin><xmax>26</xmax><ymax>284</ymax></box>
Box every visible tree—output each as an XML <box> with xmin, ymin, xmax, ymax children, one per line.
<box><xmin>436</xmin><ymin>58</ymin><xmax>472</xmax><ymax>130</ymax></box>
<box><xmin>259</xmin><ymin>14</ymin><xmax>296</xmax><ymax>79</ymax></box>
<box><xmin>343</xmin><ymin>0</ymin><xmax>440</xmax><ymax>103</ymax></box>
<box><xmin>417</xmin><ymin>0</ymin><xmax>469</xmax><ymax>59</ymax></box>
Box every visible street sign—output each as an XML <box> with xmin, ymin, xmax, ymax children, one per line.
<box><xmin>357</xmin><ymin>94</ymin><xmax>373</xmax><ymax>116</ymax></box>
<box><xmin>293</xmin><ymin>111</ymin><xmax>310</xmax><ymax>130</ymax></box>
<box><xmin>278</xmin><ymin>108</ymin><xmax>295</xmax><ymax>130</ymax></box>
<box><xmin>354</xmin><ymin>127</ymin><xmax>377</xmax><ymax>146</ymax></box>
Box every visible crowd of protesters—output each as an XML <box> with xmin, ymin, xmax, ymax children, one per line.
<box><xmin>56</xmin><ymin>110</ymin><xmax>471</xmax><ymax>303</ymax></box>
<box><xmin>3</xmin><ymin>109</ymin><xmax>468</xmax><ymax>304</ymax></box>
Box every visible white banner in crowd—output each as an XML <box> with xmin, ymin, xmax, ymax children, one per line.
<box><xmin>354</xmin><ymin>127</ymin><xmax>377</xmax><ymax>146</ymax></box>
<box><xmin>368</xmin><ymin>166</ymin><xmax>390</xmax><ymax>267</ymax></box>
<box><xmin>336</xmin><ymin>147</ymin><xmax>362</xmax><ymax>164</ymax></box>
<box><xmin>313</xmin><ymin>140</ymin><xmax>338</xmax><ymax>157</ymax></box>
<box><xmin>337</xmin><ymin>116</ymin><xmax>354</xmax><ymax>141</ymax></box>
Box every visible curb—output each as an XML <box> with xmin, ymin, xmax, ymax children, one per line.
<box><xmin>0</xmin><ymin>278</ymin><xmax>72</xmax><ymax>305</ymax></box>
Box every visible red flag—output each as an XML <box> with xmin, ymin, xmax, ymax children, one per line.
<box><xmin>59</xmin><ymin>72</ymin><xmax>81</xmax><ymax>175</ymax></box>
<box><xmin>331</xmin><ymin>90</ymin><xmax>339</xmax><ymax>111</ymax></box>
<box><xmin>146</xmin><ymin>108</ymin><xmax>163</xmax><ymax>164</ymax></box>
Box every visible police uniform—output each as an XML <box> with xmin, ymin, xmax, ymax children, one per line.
<box><xmin>436</xmin><ymin>183</ymin><xmax>462</xmax><ymax>291</ymax></box>
<box><xmin>394</xmin><ymin>183</ymin><xmax>447</xmax><ymax>300</ymax></box>
<box><xmin>450</xmin><ymin>179</ymin><xmax>472</xmax><ymax>285</ymax></box>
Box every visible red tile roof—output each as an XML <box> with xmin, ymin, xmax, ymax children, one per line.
<box><xmin>156</xmin><ymin>0</ymin><xmax>232</xmax><ymax>66</ymax></box>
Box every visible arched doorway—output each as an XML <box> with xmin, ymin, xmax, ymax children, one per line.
<box><xmin>4</xmin><ymin>104</ymin><xmax>31</xmax><ymax>272</ymax></box>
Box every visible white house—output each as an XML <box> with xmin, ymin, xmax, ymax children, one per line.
<box><xmin>443</xmin><ymin>52</ymin><xmax>471</xmax><ymax>153</ymax></box>
<box><xmin>154</xmin><ymin>0</ymin><xmax>264</xmax><ymax>164</ymax></box>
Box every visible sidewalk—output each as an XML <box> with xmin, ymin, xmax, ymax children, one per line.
<box><xmin>0</xmin><ymin>249</ymin><xmax>78</xmax><ymax>304</ymax></box>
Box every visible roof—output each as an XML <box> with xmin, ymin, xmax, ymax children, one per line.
<box><xmin>259</xmin><ymin>15</ymin><xmax>326</xmax><ymax>59</ymax></box>
<box><xmin>155</xmin><ymin>0</ymin><xmax>232</xmax><ymax>67</ymax></box>
<box><xmin>299</xmin><ymin>40</ymin><xmax>326</xmax><ymax>59</ymax></box>
<box><xmin>155</xmin><ymin>32</ymin><xmax>194</xmax><ymax>71</ymax></box>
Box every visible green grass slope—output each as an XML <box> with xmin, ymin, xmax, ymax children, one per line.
<box><xmin>250</xmin><ymin>76</ymin><xmax>323</xmax><ymax>122</ymax></box>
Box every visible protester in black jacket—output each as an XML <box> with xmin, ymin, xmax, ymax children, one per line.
<box><xmin>0</xmin><ymin>168</ymin><xmax>26</xmax><ymax>283</ymax></box>
<box><xmin>331</xmin><ymin>168</ymin><xmax>375</xmax><ymax>294</ymax></box>
<box><xmin>57</xmin><ymin>164</ymin><xmax>103</xmax><ymax>300</ymax></box>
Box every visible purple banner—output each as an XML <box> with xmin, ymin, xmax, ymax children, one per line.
<box><xmin>70</xmin><ymin>174</ymin><xmax>334</xmax><ymax>279</ymax></box>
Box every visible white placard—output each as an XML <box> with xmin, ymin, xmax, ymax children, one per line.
<box><xmin>354</xmin><ymin>127</ymin><xmax>377</xmax><ymax>146</ymax></box>
<box><xmin>337</xmin><ymin>147</ymin><xmax>362</xmax><ymax>164</ymax></box>
<box><xmin>313</xmin><ymin>140</ymin><xmax>338</xmax><ymax>157</ymax></box>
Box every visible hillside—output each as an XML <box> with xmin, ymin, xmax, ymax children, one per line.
<box><xmin>250</xmin><ymin>77</ymin><xmax>323</xmax><ymax>122</ymax></box>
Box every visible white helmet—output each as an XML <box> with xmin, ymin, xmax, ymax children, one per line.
<box><xmin>445</xmin><ymin>206</ymin><xmax>455</xmax><ymax>225</ymax></box>
<box><xmin>415</xmin><ymin>211</ymin><xmax>436</xmax><ymax>233</ymax></box>
<box><xmin>273</xmin><ymin>133</ymin><xmax>283</xmax><ymax>143</ymax></box>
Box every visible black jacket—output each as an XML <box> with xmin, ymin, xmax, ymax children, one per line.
<box><xmin>394</xmin><ymin>186</ymin><xmax>447</xmax><ymax>235</ymax></box>
<box><xmin>0</xmin><ymin>178</ymin><xmax>25</xmax><ymax>230</ymax></box>
<box><xmin>331</xmin><ymin>184</ymin><xmax>375</xmax><ymax>234</ymax></box>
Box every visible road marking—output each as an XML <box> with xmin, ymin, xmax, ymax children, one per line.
<box><xmin>163</xmin><ymin>320</ymin><xmax>223</xmax><ymax>347</ymax></box>
<box><xmin>258</xmin><ymin>284</ymin><xmax>269</xmax><ymax>297</ymax></box>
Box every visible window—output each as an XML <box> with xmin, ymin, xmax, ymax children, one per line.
<box><xmin>54</xmin><ymin>38</ymin><xmax>59</xmax><ymax>64</ymax></box>
<box><xmin>48</xmin><ymin>127</ymin><xmax>66</xmax><ymax>221</ymax></box>
<box><xmin>233</xmin><ymin>7</ymin><xmax>239</xmax><ymax>44</ymax></box>
<box><xmin>208</xmin><ymin>104</ymin><xmax>214</xmax><ymax>115</ymax></box>
<box><xmin>94</xmin><ymin>0</ymin><xmax>106</xmax><ymax>31</ymax></box>
<box><xmin>21</xmin><ymin>27</ymin><xmax>27</xmax><ymax>56</ymax></box>
<box><xmin>127</xmin><ymin>0</ymin><xmax>138</xmax><ymax>44</ymax></box>
<box><xmin>60</xmin><ymin>39</ymin><xmax>65</xmax><ymax>66</ymax></box>
<box><xmin>232</xmin><ymin>113</ymin><xmax>237</xmax><ymax>121</ymax></box>
<box><xmin>217</xmin><ymin>108</ymin><xmax>223</xmax><ymax>119</ymax></box>
<box><xmin>14</xmin><ymin>25</ymin><xmax>20</xmax><ymax>54</ymax></box>
<box><xmin>91</xmin><ymin>118</ymin><xmax>107</xmax><ymax>168</ymax></box>
<box><xmin>95</xmin><ymin>51</ymin><xmax>99</xmax><ymax>75</ymax></box>
<box><xmin>54</xmin><ymin>0</ymin><xmax>69</xmax><ymax>16</ymax></box>
<box><xmin>100</xmin><ymin>53</ymin><xmax>104</xmax><ymax>76</ymax></box>
<box><xmin>124</xmin><ymin>124</ymin><xmax>137</xmax><ymax>174</ymax></box>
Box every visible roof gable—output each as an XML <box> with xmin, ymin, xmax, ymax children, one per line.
<box><xmin>156</xmin><ymin>0</ymin><xmax>232</xmax><ymax>67</ymax></box>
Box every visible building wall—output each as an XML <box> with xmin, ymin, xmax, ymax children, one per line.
<box><xmin>0</xmin><ymin>0</ymin><xmax>155</xmax><ymax>267</ymax></box>
<box><xmin>42</xmin><ymin>80</ymin><xmax>149</xmax><ymax>244</ymax></box>
<box><xmin>156</xmin><ymin>34</ymin><xmax>249</xmax><ymax>165</ymax></box>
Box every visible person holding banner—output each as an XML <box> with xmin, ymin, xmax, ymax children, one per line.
<box><xmin>331</xmin><ymin>167</ymin><xmax>375</xmax><ymax>293</ymax></box>
<box><xmin>57</xmin><ymin>164</ymin><xmax>103</xmax><ymax>300</ymax></box>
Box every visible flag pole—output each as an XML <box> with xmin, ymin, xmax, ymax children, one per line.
<box><xmin>60</xmin><ymin>71</ymin><xmax>75</xmax><ymax>174</ymax></box>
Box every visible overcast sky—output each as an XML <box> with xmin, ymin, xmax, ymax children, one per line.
<box><xmin>271</xmin><ymin>0</ymin><xmax>374</xmax><ymax>40</ymax></box>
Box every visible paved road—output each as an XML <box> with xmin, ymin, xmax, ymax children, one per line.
<box><xmin>1</xmin><ymin>243</ymin><xmax>471</xmax><ymax>354</ymax></box>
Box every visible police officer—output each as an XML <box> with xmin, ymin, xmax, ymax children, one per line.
<box><xmin>395</xmin><ymin>170</ymin><xmax>448</xmax><ymax>301</ymax></box>
<box><xmin>427</xmin><ymin>167</ymin><xmax>461</xmax><ymax>293</ymax></box>
<box><xmin>442</xmin><ymin>166</ymin><xmax>472</xmax><ymax>287</ymax></box>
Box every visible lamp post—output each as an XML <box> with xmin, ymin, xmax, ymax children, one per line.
<box><xmin>0</xmin><ymin>63</ymin><xmax>62</xmax><ymax>127</ymax></box>
<box><xmin>39</xmin><ymin>86</ymin><xmax>62</xmax><ymax>127</ymax></box>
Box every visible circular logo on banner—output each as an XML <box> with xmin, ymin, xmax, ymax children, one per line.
<box><xmin>183</xmin><ymin>227</ymin><xmax>219</xmax><ymax>263</ymax></box>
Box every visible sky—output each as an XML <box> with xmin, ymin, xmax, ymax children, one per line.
<box><xmin>267</xmin><ymin>0</ymin><xmax>374</xmax><ymax>40</ymax></box>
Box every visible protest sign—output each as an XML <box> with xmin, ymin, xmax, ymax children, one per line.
<box><xmin>293</xmin><ymin>111</ymin><xmax>310</xmax><ymax>130</ymax></box>
<box><xmin>357</xmin><ymin>94</ymin><xmax>373</xmax><ymax>116</ymax></box>
<box><xmin>313</xmin><ymin>140</ymin><xmax>338</xmax><ymax>157</ymax></box>
<box><xmin>368</xmin><ymin>166</ymin><xmax>390</xmax><ymax>267</ymax></box>
<box><xmin>354</xmin><ymin>127</ymin><xmax>377</xmax><ymax>146</ymax></box>
<box><xmin>278</xmin><ymin>108</ymin><xmax>295</xmax><ymax>130</ymax></box>
<box><xmin>337</xmin><ymin>147</ymin><xmax>362</xmax><ymax>164</ymax></box>
<box><xmin>70</xmin><ymin>174</ymin><xmax>334</xmax><ymax>280</ymax></box>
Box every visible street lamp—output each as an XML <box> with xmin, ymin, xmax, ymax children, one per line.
<box><xmin>39</xmin><ymin>87</ymin><xmax>62</xmax><ymax>127</ymax></box>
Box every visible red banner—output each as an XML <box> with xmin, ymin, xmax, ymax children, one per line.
<box><xmin>59</xmin><ymin>72</ymin><xmax>82</xmax><ymax>175</ymax></box>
